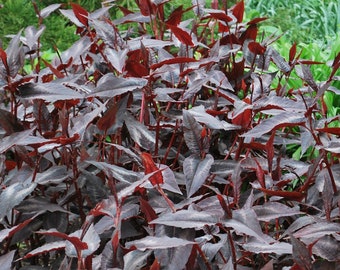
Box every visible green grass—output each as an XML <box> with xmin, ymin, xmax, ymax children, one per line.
<box><xmin>245</xmin><ymin>0</ymin><xmax>339</xmax><ymax>45</ymax></box>
<box><xmin>0</xmin><ymin>0</ymin><xmax>103</xmax><ymax>51</ymax></box>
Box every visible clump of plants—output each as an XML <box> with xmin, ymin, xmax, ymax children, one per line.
<box><xmin>0</xmin><ymin>1</ymin><xmax>339</xmax><ymax>269</ymax></box>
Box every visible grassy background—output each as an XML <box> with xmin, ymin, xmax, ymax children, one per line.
<box><xmin>0</xmin><ymin>0</ymin><xmax>103</xmax><ymax>51</ymax></box>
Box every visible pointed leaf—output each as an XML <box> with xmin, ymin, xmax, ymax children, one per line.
<box><xmin>291</xmin><ymin>235</ymin><xmax>312</xmax><ymax>270</ymax></box>
<box><xmin>0</xmin><ymin>250</ymin><xmax>15</xmax><ymax>270</ymax></box>
<box><xmin>16</xmin><ymin>197</ymin><xmax>68</xmax><ymax>214</ymax></box>
<box><xmin>88</xmin><ymin>74</ymin><xmax>147</xmax><ymax>98</ymax></box>
<box><xmin>225</xmin><ymin>208</ymin><xmax>274</xmax><ymax>243</ymax></box>
<box><xmin>37</xmin><ymin>229</ymin><xmax>88</xmax><ymax>253</ymax></box>
<box><xmin>168</xmin><ymin>25</ymin><xmax>194</xmax><ymax>46</ymax></box>
<box><xmin>0</xmin><ymin>109</ymin><xmax>24</xmax><ymax>135</ymax></box>
<box><xmin>58</xmin><ymin>36</ymin><xmax>91</xmax><ymax>63</ymax></box>
<box><xmin>207</xmin><ymin>10</ymin><xmax>234</xmax><ymax>23</ymax></box>
<box><xmin>150</xmin><ymin>57</ymin><xmax>197</xmax><ymax>70</ymax></box>
<box><xmin>316</xmin><ymin>127</ymin><xmax>340</xmax><ymax>136</ymax></box>
<box><xmin>296</xmin><ymin>64</ymin><xmax>319</xmax><ymax>92</ymax></box>
<box><xmin>126</xmin><ymin>236</ymin><xmax>195</xmax><ymax>251</ymax></box>
<box><xmin>232</xmin><ymin>1</ymin><xmax>244</xmax><ymax>23</ymax></box>
<box><xmin>141</xmin><ymin>152</ymin><xmax>164</xmax><ymax>185</ymax></box>
<box><xmin>183</xmin><ymin>109</ymin><xmax>204</xmax><ymax>155</ymax></box>
<box><xmin>86</xmin><ymin>160</ymin><xmax>140</xmax><ymax>184</ymax></box>
<box><xmin>248</xmin><ymin>41</ymin><xmax>266</xmax><ymax>55</ymax></box>
<box><xmin>125</xmin><ymin>113</ymin><xmax>157</xmax><ymax>151</ymax></box>
<box><xmin>40</xmin><ymin>3</ymin><xmax>61</xmax><ymax>18</ymax></box>
<box><xmin>70</xmin><ymin>100</ymin><xmax>107</xmax><ymax>137</ymax></box>
<box><xmin>293</xmin><ymin>222</ymin><xmax>340</xmax><ymax>239</ymax></box>
<box><xmin>253</xmin><ymin>202</ymin><xmax>302</xmax><ymax>222</ymax></box>
<box><xmin>184</xmin><ymin>154</ymin><xmax>213</xmax><ymax>198</ymax></box>
<box><xmin>150</xmin><ymin>209</ymin><xmax>220</xmax><ymax>228</ymax></box>
<box><xmin>3</xmin><ymin>31</ymin><xmax>25</xmax><ymax>78</ymax></box>
<box><xmin>124</xmin><ymin>250</ymin><xmax>152</xmax><ymax>270</ymax></box>
<box><xmin>71</xmin><ymin>3</ymin><xmax>89</xmax><ymax>26</ymax></box>
<box><xmin>18</xmin><ymin>82</ymin><xmax>84</xmax><ymax>102</ymax></box>
<box><xmin>188</xmin><ymin>105</ymin><xmax>238</xmax><ymax>130</ymax></box>
<box><xmin>105</xmin><ymin>47</ymin><xmax>128</xmax><ymax>73</ymax></box>
<box><xmin>0</xmin><ymin>213</ymin><xmax>39</xmax><ymax>243</ymax></box>
<box><xmin>289</xmin><ymin>42</ymin><xmax>297</xmax><ymax>63</ymax></box>
<box><xmin>312</xmin><ymin>235</ymin><xmax>340</xmax><ymax>261</ymax></box>
<box><xmin>271</xmin><ymin>48</ymin><xmax>290</xmax><ymax>73</ymax></box>
<box><xmin>23</xmin><ymin>241</ymin><xmax>66</xmax><ymax>259</ymax></box>
<box><xmin>166</xmin><ymin>5</ymin><xmax>184</xmax><ymax>26</ymax></box>
<box><xmin>158</xmin><ymin>164</ymin><xmax>182</xmax><ymax>194</ymax></box>
<box><xmin>242</xmin><ymin>239</ymin><xmax>292</xmax><ymax>255</ymax></box>
<box><xmin>0</xmin><ymin>179</ymin><xmax>37</xmax><ymax>222</ymax></box>
<box><xmin>247</xmin><ymin>17</ymin><xmax>268</xmax><ymax>24</ymax></box>
<box><xmin>138</xmin><ymin>0</ymin><xmax>153</xmax><ymax>16</ymax></box>
<box><xmin>242</xmin><ymin>112</ymin><xmax>305</xmax><ymax>138</ymax></box>
<box><xmin>65</xmin><ymin>224</ymin><xmax>100</xmax><ymax>258</ymax></box>
<box><xmin>97</xmin><ymin>101</ymin><xmax>119</xmax><ymax>131</ymax></box>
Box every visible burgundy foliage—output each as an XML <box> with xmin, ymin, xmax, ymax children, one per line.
<box><xmin>0</xmin><ymin>0</ymin><xmax>339</xmax><ymax>269</ymax></box>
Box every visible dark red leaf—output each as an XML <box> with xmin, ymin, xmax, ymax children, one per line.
<box><xmin>0</xmin><ymin>214</ymin><xmax>37</xmax><ymax>242</ymax></box>
<box><xmin>208</xmin><ymin>11</ymin><xmax>234</xmax><ymax>23</ymax></box>
<box><xmin>211</xmin><ymin>0</ymin><xmax>218</xmax><ymax>9</ymax></box>
<box><xmin>316</xmin><ymin>127</ymin><xmax>340</xmax><ymax>136</ymax></box>
<box><xmin>166</xmin><ymin>5</ymin><xmax>184</xmax><ymax>26</ymax></box>
<box><xmin>218</xmin><ymin>22</ymin><xmax>230</xmax><ymax>32</ymax></box>
<box><xmin>248</xmin><ymin>41</ymin><xmax>266</xmax><ymax>55</ymax></box>
<box><xmin>265</xmin><ymin>132</ymin><xmax>275</xmax><ymax>172</ymax></box>
<box><xmin>23</xmin><ymin>241</ymin><xmax>66</xmax><ymax>259</ymax></box>
<box><xmin>247</xmin><ymin>17</ymin><xmax>268</xmax><ymax>25</ymax></box>
<box><xmin>138</xmin><ymin>0</ymin><xmax>153</xmax><ymax>16</ymax></box>
<box><xmin>140</xmin><ymin>197</ymin><xmax>157</xmax><ymax>222</ymax></box>
<box><xmin>42</xmin><ymin>59</ymin><xmax>64</xmax><ymax>78</ymax></box>
<box><xmin>71</xmin><ymin>3</ymin><xmax>89</xmax><ymax>27</ymax></box>
<box><xmin>217</xmin><ymin>194</ymin><xmax>231</xmax><ymax>217</ymax></box>
<box><xmin>167</xmin><ymin>25</ymin><xmax>194</xmax><ymax>46</ymax></box>
<box><xmin>240</xmin><ymin>24</ymin><xmax>258</xmax><ymax>43</ymax></box>
<box><xmin>0</xmin><ymin>48</ymin><xmax>8</xmax><ymax>72</ymax></box>
<box><xmin>259</xmin><ymin>188</ymin><xmax>305</xmax><ymax>201</ymax></box>
<box><xmin>232</xmin><ymin>1</ymin><xmax>244</xmax><ymax>23</ymax></box>
<box><xmin>331</xmin><ymin>51</ymin><xmax>340</xmax><ymax>67</ymax></box>
<box><xmin>150</xmin><ymin>258</ymin><xmax>160</xmax><ymax>270</ymax></box>
<box><xmin>298</xmin><ymin>60</ymin><xmax>324</xmax><ymax>65</ymax></box>
<box><xmin>232</xmin><ymin>99</ymin><xmax>252</xmax><ymax>128</ymax></box>
<box><xmin>254</xmin><ymin>158</ymin><xmax>265</xmax><ymax>188</ymax></box>
<box><xmin>37</xmin><ymin>229</ymin><xmax>88</xmax><ymax>251</ymax></box>
<box><xmin>118</xmin><ymin>6</ymin><xmax>134</xmax><ymax>16</ymax></box>
<box><xmin>141</xmin><ymin>152</ymin><xmax>164</xmax><ymax>186</ymax></box>
<box><xmin>289</xmin><ymin>42</ymin><xmax>297</xmax><ymax>63</ymax></box>
<box><xmin>150</xmin><ymin>57</ymin><xmax>197</xmax><ymax>70</ymax></box>
<box><xmin>97</xmin><ymin>101</ymin><xmax>119</xmax><ymax>131</ymax></box>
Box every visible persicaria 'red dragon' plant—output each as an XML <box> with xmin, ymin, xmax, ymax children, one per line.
<box><xmin>0</xmin><ymin>0</ymin><xmax>339</xmax><ymax>269</ymax></box>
